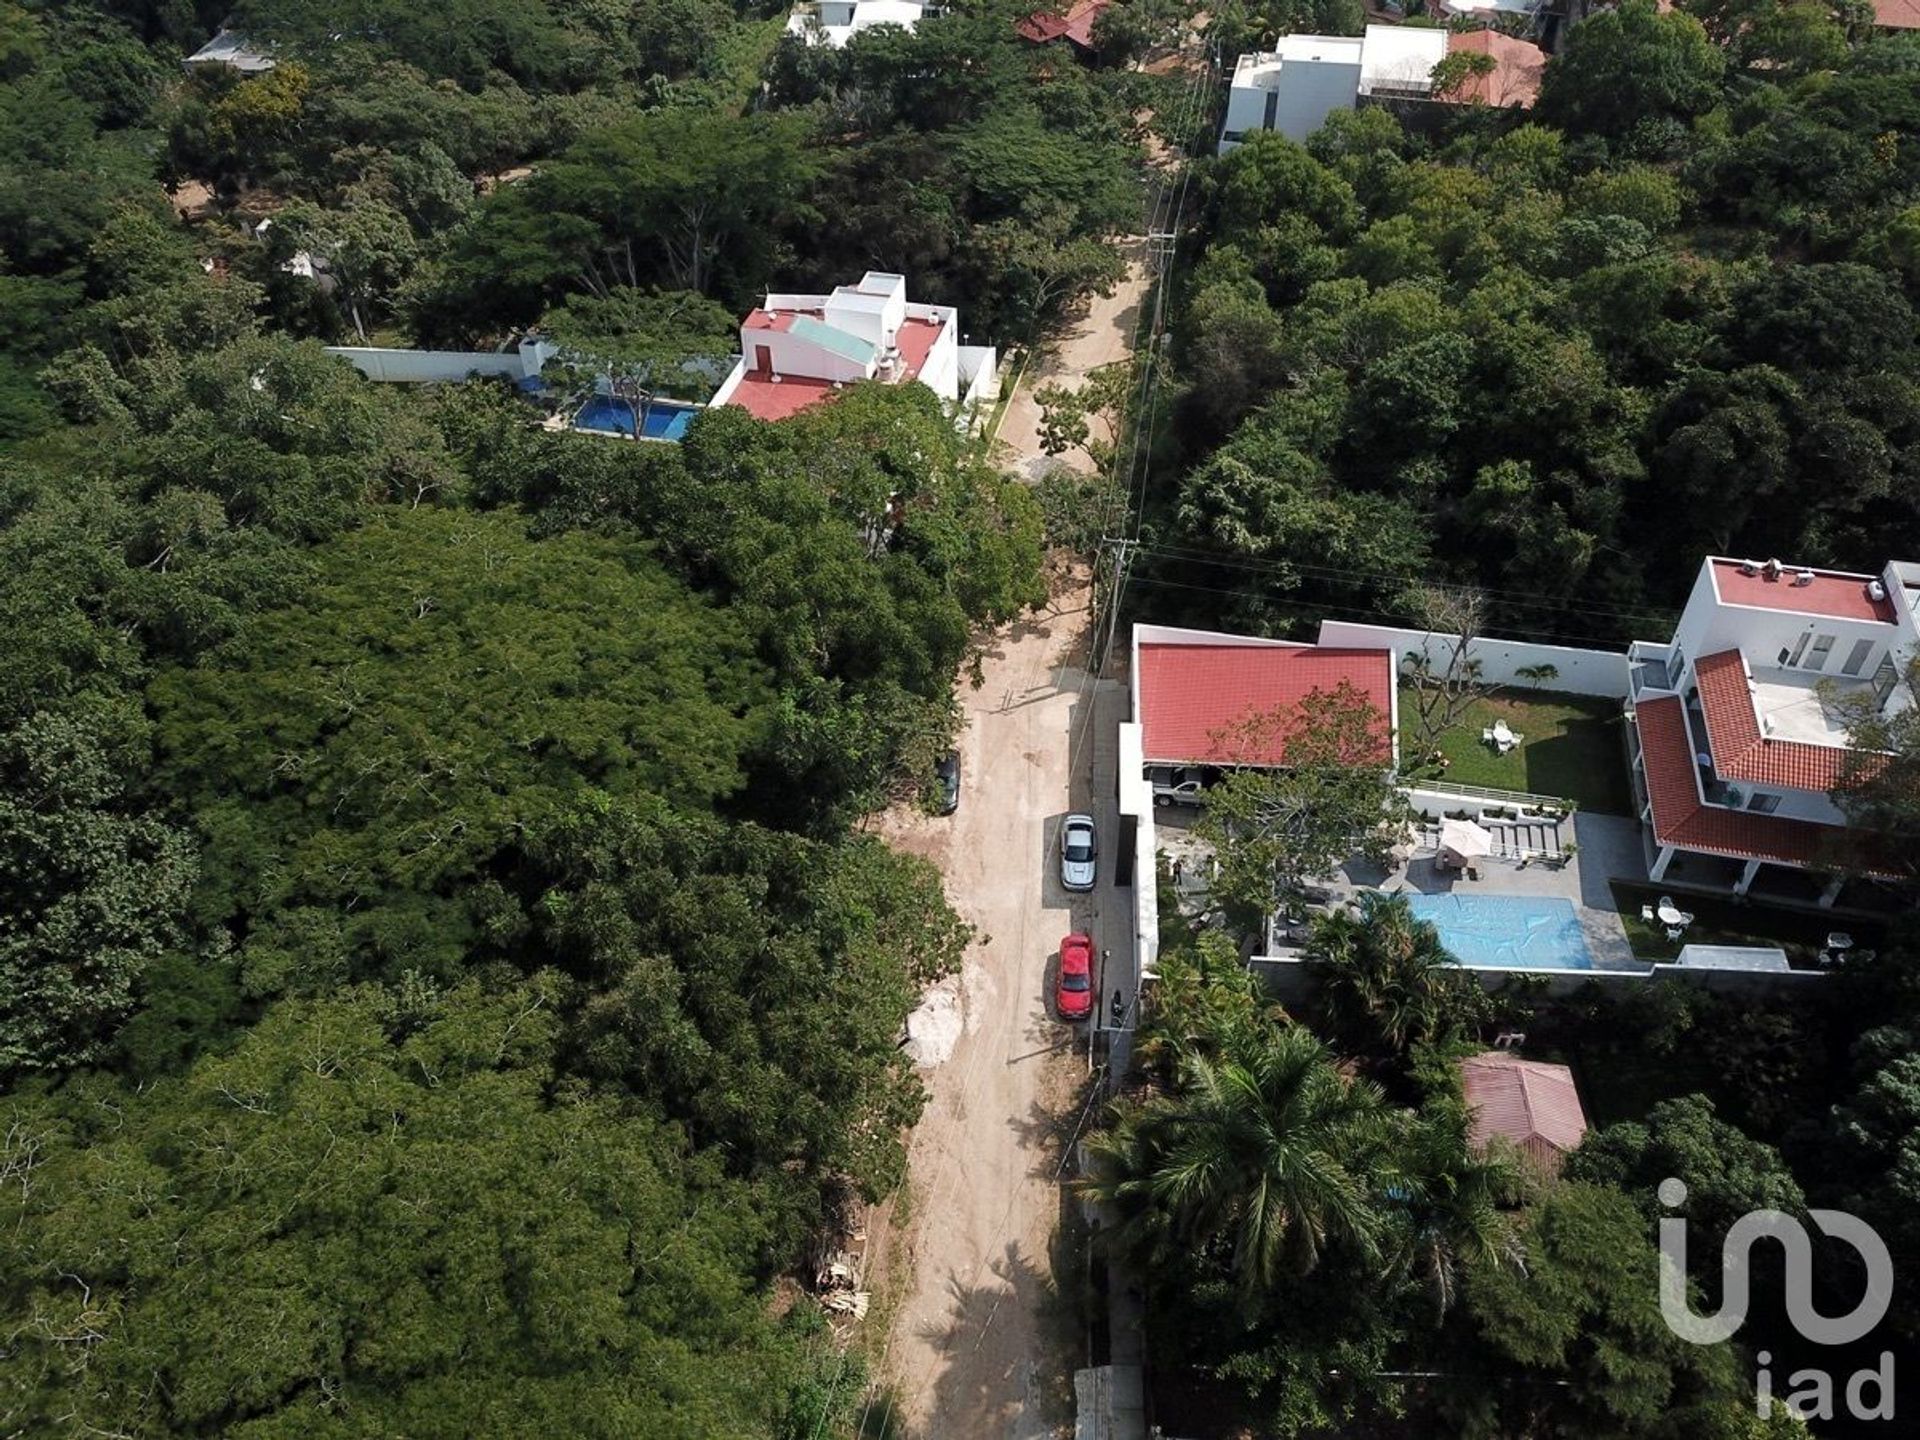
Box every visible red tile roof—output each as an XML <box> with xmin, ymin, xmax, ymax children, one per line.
<box><xmin>1445</xmin><ymin>30</ymin><xmax>1545</xmax><ymax>108</ymax></box>
<box><xmin>1875</xmin><ymin>0</ymin><xmax>1920</xmax><ymax>27</ymax></box>
<box><xmin>1459</xmin><ymin>1053</ymin><xmax>1588</xmax><ymax>1174</ymax></box>
<box><xmin>1636</xmin><ymin>694</ymin><xmax>1842</xmax><ymax>867</ymax></box>
<box><xmin>722</xmin><ymin>372</ymin><xmax>839</xmax><ymax>422</ymax></box>
<box><xmin>1693</xmin><ymin>649</ymin><xmax>1855</xmax><ymax>792</ymax></box>
<box><xmin>1710</xmin><ymin>559</ymin><xmax>1896</xmax><ymax>624</ymax></box>
<box><xmin>1136</xmin><ymin>642</ymin><xmax>1394</xmax><ymax>767</ymax></box>
<box><xmin>1016</xmin><ymin>0</ymin><xmax>1110</xmax><ymax>47</ymax></box>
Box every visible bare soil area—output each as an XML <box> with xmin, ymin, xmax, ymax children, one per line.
<box><xmin>866</xmin><ymin>579</ymin><xmax>1106</xmax><ymax>1439</ymax></box>
<box><xmin>993</xmin><ymin>241</ymin><xmax>1150</xmax><ymax>483</ymax></box>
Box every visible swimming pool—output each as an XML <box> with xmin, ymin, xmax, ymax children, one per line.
<box><xmin>1404</xmin><ymin>893</ymin><xmax>1594</xmax><ymax>971</ymax></box>
<box><xmin>572</xmin><ymin>395</ymin><xmax>699</xmax><ymax>440</ymax></box>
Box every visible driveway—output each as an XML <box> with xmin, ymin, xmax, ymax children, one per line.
<box><xmin>871</xmin><ymin>582</ymin><xmax>1131</xmax><ymax>1438</ymax></box>
<box><xmin>994</xmin><ymin>240</ymin><xmax>1150</xmax><ymax>484</ymax></box>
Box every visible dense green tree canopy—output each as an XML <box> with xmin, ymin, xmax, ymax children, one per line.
<box><xmin>0</xmin><ymin>978</ymin><xmax>817</xmax><ymax>1438</ymax></box>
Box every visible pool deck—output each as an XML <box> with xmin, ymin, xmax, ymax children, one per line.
<box><xmin>1328</xmin><ymin>812</ymin><xmax>1651</xmax><ymax>972</ymax></box>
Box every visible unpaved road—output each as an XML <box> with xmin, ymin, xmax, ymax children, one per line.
<box><xmin>994</xmin><ymin>240</ymin><xmax>1150</xmax><ymax>483</ymax></box>
<box><xmin>871</xmin><ymin>578</ymin><xmax>1126</xmax><ymax>1439</ymax></box>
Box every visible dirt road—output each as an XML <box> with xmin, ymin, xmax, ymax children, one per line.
<box><xmin>994</xmin><ymin>241</ymin><xmax>1150</xmax><ymax>483</ymax></box>
<box><xmin>871</xmin><ymin>577</ymin><xmax>1131</xmax><ymax>1439</ymax></box>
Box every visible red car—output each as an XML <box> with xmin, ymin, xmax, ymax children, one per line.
<box><xmin>1056</xmin><ymin>933</ymin><xmax>1094</xmax><ymax>1020</ymax></box>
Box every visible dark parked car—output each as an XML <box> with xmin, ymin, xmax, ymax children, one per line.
<box><xmin>935</xmin><ymin>750</ymin><xmax>961</xmax><ymax>814</ymax></box>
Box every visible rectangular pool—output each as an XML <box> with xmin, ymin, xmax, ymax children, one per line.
<box><xmin>1404</xmin><ymin>893</ymin><xmax>1594</xmax><ymax>971</ymax></box>
<box><xmin>572</xmin><ymin>395</ymin><xmax>699</xmax><ymax>441</ymax></box>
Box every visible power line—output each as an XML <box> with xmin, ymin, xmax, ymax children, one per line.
<box><xmin>1119</xmin><ymin>572</ymin><xmax>1671</xmax><ymax>649</ymax></box>
<box><xmin>1127</xmin><ymin>539</ymin><xmax>1683</xmax><ymax>631</ymax></box>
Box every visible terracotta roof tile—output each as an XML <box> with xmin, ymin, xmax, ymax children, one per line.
<box><xmin>1136</xmin><ymin>642</ymin><xmax>1394</xmax><ymax>767</ymax></box>
<box><xmin>1459</xmin><ymin>1053</ymin><xmax>1588</xmax><ymax>1174</ymax></box>
<box><xmin>1636</xmin><ymin>695</ymin><xmax>1841</xmax><ymax>867</ymax></box>
<box><xmin>1446</xmin><ymin>30</ymin><xmax>1546</xmax><ymax>108</ymax></box>
<box><xmin>1016</xmin><ymin>0</ymin><xmax>1110</xmax><ymax>46</ymax></box>
<box><xmin>1694</xmin><ymin>650</ymin><xmax>1855</xmax><ymax>792</ymax></box>
<box><xmin>1875</xmin><ymin>0</ymin><xmax>1920</xmax><ymax>28</ymax></box>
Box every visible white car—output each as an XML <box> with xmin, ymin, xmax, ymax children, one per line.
<box><xmin>1060</xmin><ymin>813</ymin><xmax>1097</xmax><ymax>892</ymax></box>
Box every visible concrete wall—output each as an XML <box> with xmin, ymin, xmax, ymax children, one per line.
<box><xmin>1251</xmin><ymin>952</ymin><xmax>1827</xmax><ymax>1004</ymax></box>
<box><xmin>913</xmin><ymin>314</ymin><xmax>960</xmax><ymax>402</ymax></box>
<box><xmin>325</xmin><ymin>340</ymin><xmax>552</xmax><ymax>384</ymax></box>
<box><xmin>1118</xmin><ymin>723</ymin><xmax>1161</xmax><ymax>984</ymax></box>
<box><xmin>1272</xmin><ymin>54</ymin><xmax>1362</xmax><ymax>140</ymax></box>
<box><xmin>741</xmin><ymin>325</ymin><xmax>872</xmax><ymax>384</ymax></box>
<box><xmin>1221</xmin><ymin>64</ymin><xmax>1279</xmax><ymax>148</ymax></box>
<box><xmin>1316</xmin><ymin>620</ymin><xmax>1630</xmax><ymax>699</ymax></box>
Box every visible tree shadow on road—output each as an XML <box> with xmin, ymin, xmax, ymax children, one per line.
<box><xmin>904</xmin><ymin>1240</ymin><xmax>1080</xmax><ymax>1440</ymax></box>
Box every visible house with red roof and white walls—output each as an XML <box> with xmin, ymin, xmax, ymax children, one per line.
<box><xmin>707</xmin><ymin>272</ymin><xmax>998</xmax><ymax>428</ymax></box>
<box><xmin>1115</xmin><ymin>624</ymin><xmax>1401</xmax><ymax>986</ymax></box>
<box><xmin>1625</xmin><ymin>556</ymin><xmax>1920</xmax><ymax>907</ymax></box>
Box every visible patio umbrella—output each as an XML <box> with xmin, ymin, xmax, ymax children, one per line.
<box><xmin>1439</xmin><ymin>817</ymin><xmax>1495</xmax><ymax>867</ymax></box>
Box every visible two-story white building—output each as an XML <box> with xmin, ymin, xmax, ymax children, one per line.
<box><xmin>1626</xmin><ymin>556</ymin><xmax>1919</xmax><ymax>903</ymax></box>
<box><xmin>708</xmin><ymin>271</ymin><xmax>997</xmax><ymax>425</ymax></box>
<box><xmin>784</xmin><ymin>0</ymin><xmax>928</xmax><ymax>47</ymax></box>
<box><xmin>1219</xmin><ymin>24</ymin><xmax>1545</xmax><ymax>151</ymax></box>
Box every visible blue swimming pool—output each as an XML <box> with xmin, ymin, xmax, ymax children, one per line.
<box><xmin>572</xmin><ymin>395</ymin><xmax>698</xmax><ymax>440</ymax></box>
<box><xmin>1404</xmin><ymin>893</ymin><xmax>1594</xmax><ymax>971</ymax></box>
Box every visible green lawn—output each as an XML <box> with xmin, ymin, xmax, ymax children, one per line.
<box><xmin>1401</xmin><ymin>686</ymin><xmax>1633</xmax><ymax>814</ymax></box>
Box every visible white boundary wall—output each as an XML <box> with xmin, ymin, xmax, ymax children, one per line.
<box><xmin>1315</xmin><ymin>620</ymin><xmax>1630</xmax><ymax>699</ymax></box>
<box><xmin>1118</xmin><ymin>723</ymin><xmax>1160</xmax><ymax>984</ymax></box>
<box><xmin>326</xmin><ymin>338</ymin><xmax>556</xmax><ymax>384</ymax></box>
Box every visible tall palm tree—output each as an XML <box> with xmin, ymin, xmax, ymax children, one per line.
<box><xmin>1306</xmin><ymin>892</ymin><xmax>1490</xmax><ymax>1058</ymax></box>
<box><xmin>1375</xmin><ymin>1104</ymin><xmax>1527</xmax><ymax>1322</ymax></box>
<box><xmin>1085</xmin><ymin>1025</ymin><xmax>1388</xmax><ymax>1293</ymax></box>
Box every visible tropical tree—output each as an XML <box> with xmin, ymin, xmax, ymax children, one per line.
<box><xmin>1449</xmin><ymin>1182</ymin><xmax>1752</xmax><ymax>1439</ymax></box>
<box><xmin>1305</xmin><ymin>891</ymin><xmax>1492</xmax><ymax>1059</ymax></box>
<box><xmin>1197</xmin><ymin>682</ymin><xmax>1409</xmax><ymax>926</ymax></box>
<box><xmin>1379</xmin><ymin>1102</ymin><xmax>1525</xmax><ymax>1322</ymax></box>
<box><xmin>1085</xmin><ymin>1023</ymin><xmax>1388</xmax><ymax>1292</ymax></box>
<box><xmin>1827</xmin><ymin>658</ymin><xmax>1920</xmax><ymax>890</ymax></box>
<box><xmin>538</xmin><ymin>286</ymin><xmax>737</xmax><ymax>439</ymax></box>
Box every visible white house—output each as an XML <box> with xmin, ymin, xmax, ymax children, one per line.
<box><xmin>785</xmin><ymin>0</ymin><xmax>928</xmax><ymax>47</ymax></box>
<box><xmin>183</xmin><ymin>27</ymin><xmax>276</xmax><ymax>73</ymax></box>
<box><xmin>709</xmin><ymin>271</ymin><xmax>997</xmax><ymax>425</ymax></box>
<box><xmin>1625</xmin><ymin>556</ymin><xmax>1920</xmax><ymax>902</ymax></box>
<box><xmin>1219</xmin><ymin>24</ymin><xmax>1544</xmax><ymax>151</ymax></box>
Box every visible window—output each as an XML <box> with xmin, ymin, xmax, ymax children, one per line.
<box><xmin>1805</xmin><ymin>633</ymin><xmax>1835</xmax><ymax>670</ymax></box>
<box><xmin>1842</xmin><ymin>638</ymin><xmax>1874</xmax><ymax>677</ymax></box>
<box><xmin>1667</xmin><ymin>648</ymin><xmax>1686</xmax><ymax>689</ymax></box>
<box><xmin>1746</xmin><ymin>792</ymin><xmax>1781</xmax><ymax>814</ymax></box>
<box><xmin>1785</xmin><ymin>631</ymin><xmax>1812</xmax><ymax>667</ymax></box>
<box><xmin>1874</xmin><ymin>655</ymin><xmax>1900</xmax><ymax>705</ymax></box>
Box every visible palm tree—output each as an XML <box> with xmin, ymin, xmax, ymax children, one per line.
<box><xmin>1376</xmin><ymin>1104</ymin><xmax>1527</xmax><ymax>1322</ymax></box>
<box><xmin>1085</xmin><ymin>1025</ymin><xmax>1388</xmax><ymax>1293</ymax></box>
<box><xmin>1306</xmin><ymin>892</ymin><xmax>1490</xmax><ymax>1058</ymax></box>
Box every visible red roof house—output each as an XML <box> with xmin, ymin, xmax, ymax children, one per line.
<box><xmin>1873</xmin><ymin>0</ymin><xmax>1920</xmax><ymax>28</ymax></box>
<box><xmin>1623</xmin><ymin>554</ymin><xmax>1912</xmax><ymax>896</ymax></box>
<box><xmin>1016</xmin><ymin>0</ymin><xmax>1111</xmax><ymax>49</ymax></box>
<box><xmin>1132</xmin><ymin>624</ymin><xmax>1398</xmax><ymax>768</ymax></box>
<box><xmin>1444</xmin><ymin>30</ymin><xmax>1546</xmax><ymax>109</ymax></box>
<box><xmin>1459</xmin><ymin>1053</ymin><xmax>1589</xmax><ymax>1175</ymax></box>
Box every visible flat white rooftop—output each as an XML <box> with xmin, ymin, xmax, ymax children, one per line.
<box><xmin>1359</xmin><ymin>25</ymin><xmax>1447</xmax><ymax>90</ymax></box>
<box><xmin>1748</xmin><ymin>668</ymin><xmax>1871</xmax><ymax>746</ymax></box>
